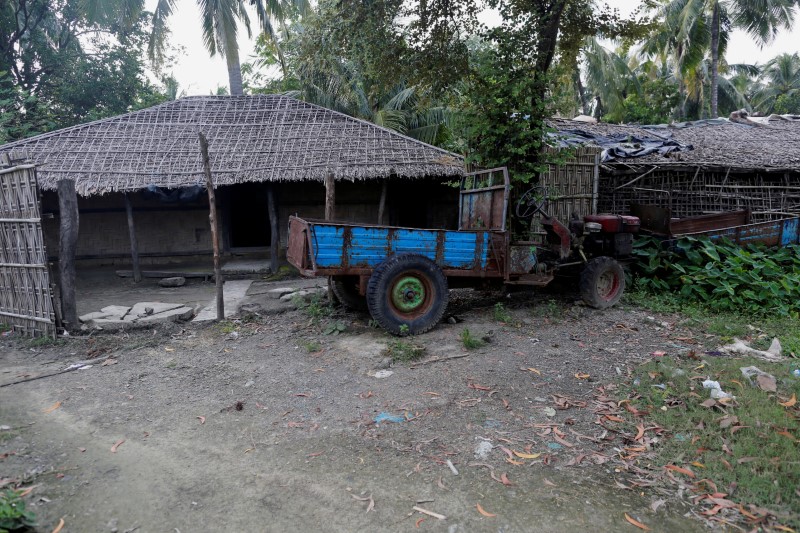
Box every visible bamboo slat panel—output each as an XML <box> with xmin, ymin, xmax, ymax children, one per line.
<box><xmin>0</xmin><ymin>158</ymin><xmax>56</xmax><ymax>337</ymax></box>
<box><xmin>540</xmin><ymin>147</ymin><xmax>601</xmax><ymax>220</ymax></box>
<box><xmin>599</xmin><ymin>168</ymin><xmax>800</xmax><ymax>223</ymax></box>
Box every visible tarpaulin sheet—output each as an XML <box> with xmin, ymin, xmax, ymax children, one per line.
<box><xmin>547</xmin><ymin>129</ymin><xmax>693</xmax><ymax>163</ymax></box>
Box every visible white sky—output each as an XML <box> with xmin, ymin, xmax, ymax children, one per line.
<box><xmin>152</xmin><ymin>1</ymin><xmax>800</xmax><ymax>95</ymax></box>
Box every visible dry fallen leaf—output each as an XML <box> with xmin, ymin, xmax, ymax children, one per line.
<box><xmin>52</xmin><ymin>517</ymin><xmax>65</xmax><ymax>533</ymax></box>
<box><xmin>524</xmin><ymin>367</ymin><xmax>541</xmax><ymax>375</ymax></box>
<box><xmin>664</xmin><ymin>464</ymin><xmax>695</xmax><ymax>478</ymax></box>
<box><xmin>110</xmin><ymin>439</ymin><xmax>125</xmax><ymax>453</ymax></box>
<box><xmin>543</xmin><ymin>478</ymin><xmax>556</xmax><ymax>487</ymax></box>
<box><xmin>512</xmin><ymin>451</ymin><xmax>541</xmax><ymax>459</ymax></box>
<box><xmin>779</xmin><ymin>394</ymin><xmax>797</xmax><ymax>407</ymax></box>
<box><xmin>165</xmin><ymin>347</ymin><xmax>175</xmax><ymax>352</ymax></box>
<box><xmin>624</xmin><ymin>513</ymin><xmax>650</xmax><ymax>531</ymax></box>
<box><xmin>18</xmin><ymin>485</ymin><xmax>37</xmax><ymax>498</ymax></box>
<box><xmin>574</xmin><ymin>373</ymin><xmax>590</xmax><ymax>380</ymax></box>
<box><xmin>43</xmin><ymin>401</ymin><xmax>61</xmax><ymax>414</ymax></box>
<box><xmin>415</xmin><ymin>517</ymin><xmax>425</xmax><ymax>528</ymax></box>
<box><xmin>505</xmin><ymin>457</ymin><xmax>524</xmax><ymax>466</ymax></box>
<box><xmin>197</xmin><ymin>416</ymin><xmax>206</xmax><ymax>424</ymax></box>
<box><xmin>476</xmin><ymin>503</ymin><xmax>496</xmax><ymax>517</ymax></box>
<box><xmin>756</xmin><ymin>374</ymin><xmax>777</xmax><ymax>393</ymax></box>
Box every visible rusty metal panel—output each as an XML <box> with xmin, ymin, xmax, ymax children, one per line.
<box><xmin>286</xmin><ymin>216</ymin><xmax>310</xmax><ymax>273</ymax></box>
<box><xmin>459</xmin><ymin>168</ymin><xmax>510</xmax><ymax>231</ymax></box>
<box><xmin>508</xmin><ymin>244</ymin><xmax>537</xmax><ymax>275</ymax></box>
<box><xmin>683</xmin><ymin>217</ymin><xmax>800</xmax><ymax>247</ymax></box>
<box><xmin>670</xmin><ymin>210</ymin><xmax>750</xmax><ymax>235</ymax></box>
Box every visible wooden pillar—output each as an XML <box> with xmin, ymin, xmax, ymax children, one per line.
<box><xmin>57</xmin><ymin>179</ymin><xmax>79</xmax><ymax>330</ymax></box>
<box><xmin>267</xmin><ymin>183</ymin><xmax>279</xmax><ymax>274</ymax></box>
<box><xmin>123</xmin><ymin>193</ymin><xmax>142</xmax><ymax>282</ymax></box>
<box><xmin>377</xmin><ymin>180</ymin><xmax>388</xmax><ymax>224</ymax></box>
<box><xmin>324</xmin><ymin>172</ymin><xmax>335</xmax><ymax>302</ymax></box>
<box><xmin>199</xmin><ymin>132</ymin><xmax>224</xmax><ymax>321</ymax></box>
<box><xmin>324</xmin><ymin>172</ymin><xmax>335</xmax><ymax>221</ymax></box>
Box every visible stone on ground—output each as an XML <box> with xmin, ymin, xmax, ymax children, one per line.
<box><xmin>159</xmin><ymin>276</ymin><xmax>186</xmax><ymax>288</ymax></box>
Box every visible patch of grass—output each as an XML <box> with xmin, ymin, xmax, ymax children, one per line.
<box><xmin>165</xmin><ymin>359</ymin><xmax>177</xmax><ymax>369</ymax></box>
<box><xmin>385</xmin><ymin>340</ymin><xmax>426</xmax><ymax>363</ymax></box>
<box><xmin>0</xmin><ymin>323</ymin><xmax>10</xmax><ymax>334</ymax></box>
<box><xmin>25</xmin><ymin>335</ymin><xmax>62</xmax><ymax>348</ymax></box>
<box><xmin>531</xmin><ymin>298</ymin><xmax>564</xmax><ymax>322</ymax></box>
<box><xmin>0</xmin><ymin>429</ymin><xmax>17</xmax><ymax>443</ymax></box>
<box><xmin>493</xmin><ymin>302</ymin><xmax>514</xmax><ymax>324</ymax></box>
<box><xmin>0</xmin><ymin>489</ymin><xmax>37</xmax><ymax>531</ymax></box>
<box><xmin>263</xmin><ymin>265</ymin><xmax>296</xmax><ymax>282</ymax></box>
<box><xmin>302</xmin><ymin>341</ymin><xmax>321</xmax><ymax>353</ymax></box>
<box><xmin>625</xmin><ymin>286</ymin><xmax>800</xmax><ymax>356</ymax></box>
<box><xmin>460</xmin><ymin>328</ymin><xmax>485</xmax><ymax>350</ymax></box>
<box><xmin>322</xmin><ymin>321</ymin><xmax>347</xmax><ymax>336</ymax></box>
<box><xmin>293</xmin><ymin>293</ymin><xmax>333</xmax><ymax>323</ymax></box>
<box><xmin>623</xmin><ymin>355</ymin><xmax>800</xmax><ymax>523</ymax></box>
<box><xmin>215</xmin><ymin>320</ymin><xmax>238</xmax><ymax>335</ymax></box>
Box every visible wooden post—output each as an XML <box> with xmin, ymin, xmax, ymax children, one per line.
<box><xmin>324</xmin><ymin>172</ymin><xmax>335</xmax><ymax>302</ymax></box>
<box><xmin>57</xmin><ymin>179</ymin><xmax>79</xmax><ymax>330</ymax></box>
<box><xmin>123</xmin><ymin>193</ymin><xmax>142</xmax><ymax>282</ymax></box>
<box><xmin>377</xmin><ymin>180</ymin><xmax>388</xmax><ymax>224</ymax></box>
<box><xmin>324</xmin><ymin>172</ymin><xmax>335</xmax><ymax>221</ymax></box>
<box><xmin>267</xmin><ymin>183</ymin><xmax>279</xmax><ymax>274</ymax></box>
<box><xmin>199</xmin><ymin>132</ymin><xmax>224</xmax><ymax>321</ymax></box>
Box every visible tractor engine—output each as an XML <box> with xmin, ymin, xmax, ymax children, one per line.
<box><xmin>579</xmin><ymin>214</ymin><xmax>640</xmax><ymax>258</ymax></box>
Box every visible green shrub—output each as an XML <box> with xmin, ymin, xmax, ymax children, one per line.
<box><xmin>632</xmin><ymin>236</ymin><xmax>800</xmax><ymax>318</ymax></box>
<box><xmin>0</xmin><ymin>489</ymin><xmax>36</xmax><ymax>532</ymax></box>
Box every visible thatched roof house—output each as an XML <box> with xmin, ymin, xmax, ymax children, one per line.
<box><xmin>547</xmin><ymin>116</ymin><xmax>800</xmax><ymax>221</ymax></box>
<box><xmin>549</xmin><ymin>116</ymin><xmax>800</xmax><ymax>172</ymax></box>
<box><xmin>0</xmin><ymin>95</ymin><xmax>464</xmax><ymax>265</ymax></box>
<box><xmin>1</xmin><ymin>95</ymin><xmax>463</xmax><ymax>196</ymax></box>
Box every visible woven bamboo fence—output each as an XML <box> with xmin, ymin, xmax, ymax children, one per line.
<box><xmin>540</xmin><ymin>146</ymin><xmax>601</xmax><ymax>219</ymax></box>
<box><xmin>0</xmin><ymin>156</ymin><xmax>56</xmax><ymax>337</ymax></box>
<box><xmin>599</xmin><ymin>167</ymin><xmax>800</xmax><ymax>222</ymax></box>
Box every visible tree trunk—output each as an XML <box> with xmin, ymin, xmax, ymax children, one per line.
<box><xmin>574</xmin><ymin>67</ymin><xmax>588</xmax><ymax>115</ymax></box>
<box><xmin>123</xmin><ymin>193</ymin><xmax>141</xmax><ymax>283</ymax></box>
<box><xmin>57</xmin><ymin>179</ymin><xmax>79</xmax><ymax>330</ymax></box>
<box><xmin>199</xmin><ymin>132</ymin><xmax>224</xmax><ymax>321</ymax></box>
<box><xmin>710</xmin><ymin>1</ymin><xmax>720</xmax><ymax>118</ymax></box>
<box><xmin>267</xmin><ymin>183</ymin><xmax>279</xmax><ymax>274</ymax></box>
<box><xmin>226</xmin><ymin>45</ymin><xmax>244</xmax><ymax>96</ymax></box>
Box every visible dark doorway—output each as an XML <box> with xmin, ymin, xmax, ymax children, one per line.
<box><xmin>229</xmin><ymin>183</ymin><xmax>271</xmax><ymax>248</ymax></box>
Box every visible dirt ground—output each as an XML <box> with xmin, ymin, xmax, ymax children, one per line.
<box><xmin>1</xmin><ymin>277</ymin><xmax>713</xmax><ymax>533</ymax></box>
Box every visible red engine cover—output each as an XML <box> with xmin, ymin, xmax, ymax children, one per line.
<box><xmin>584</xmin><ymin>214</ymin><xmax>641</xmax><ymax>233</ymax></box>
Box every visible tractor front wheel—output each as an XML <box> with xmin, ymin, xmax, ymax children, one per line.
<box><xmin>580</xmin><ymin>256</ymin><xmax>625</xmax><ymax>309</ymax></box>
<box><xmin>367</xmin><ymin>254</ymin><xmax>449</xmax><ymax>335</ymax></box>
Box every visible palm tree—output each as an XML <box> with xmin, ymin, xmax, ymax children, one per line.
<box><xmin>90</xmin><ymin>0</ymin><xmax>310</xmax><ymax>96</ymax></box>
<box><xmin>643</xmin><ymin>0</ymin><xmax>796</xmax><ymax>118</ymax></box>
<box><xmin>753</xmin><ymin>53</ymin><xmax>800</xmax><ymax>113</ymax></box>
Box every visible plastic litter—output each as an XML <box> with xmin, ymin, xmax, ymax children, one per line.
<box><xmin>374</xmin><ymin>412</ymin><xmax>405</xmax><ymax>424</ymax></box>
<box><xmin>474</xmin><ymin>441</ymin><xmax>494</xmax><ymax>460</ymax></box>
<box><xmin>792</xmin><ymin>368</ymin><xmax>800</xmax><ymax>378</ymax></box>
<box><xmin>651</xmin><ymin>384</ymin><xmax>666</xmax><ymax>390</ymax></box>
<box><xmin>547</xmin><ymin>442</ymin><xmax>563</xmax><ymax>450</ymax></box>
<box><xmin>702</xmin><ymin>379</ymin><xmax>734</xmax><ymax>399</ymax></box>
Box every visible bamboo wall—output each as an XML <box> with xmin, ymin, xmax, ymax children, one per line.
<box><xmin>0</xmin><ymin>159</ymin><xmax>56</xmax><ymax>337</ymax></box>
<box><xmin>599</xmin><ymin>168</ymin><xmax>800</xmax><ymax>222</ymax></box>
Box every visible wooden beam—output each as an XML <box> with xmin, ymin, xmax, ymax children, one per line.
<box><xmin>325</xmin><ymin>172</ymin><xmax>335</xmax><ymax>221</ymax></box>
<box><xmin>377</xmin><ymin>180</ymin><xmax>388</xmax><ymax>224</ymax></box>
<box><xmin>123</xmin><ymin>193</ymin><xmax>142</xmax><ymax>282</ymax></box>
<box><xmin>267</xmin><ymin>183</ymin><xmax>279</xmax><ymax>274</ymax></box>
<box><xmin>324</xmin><ymin>172</ymin><xmax>335</xmax><ymax>302</ymax></box>
<box><xmin>199</xmin><ymin>132</ymin><xmax>224</xmax><ymax>321</ymax></box>
<box><xmin>57</xmin><ymin>179</ymin><xmax>79</xmax><ymax>330</ymax></box>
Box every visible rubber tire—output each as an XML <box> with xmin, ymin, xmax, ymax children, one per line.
<box><xmin>331</xmin><ymin>276</ymin><xmax>368</xmax><ymax>312</ymax></box>
<box><xmin>366</xmin><ymin>253</ymin><xmax>449</xmax><ymax>335</ymax></box>
<box><xmin>580</xmin><ymin>256</ymin><xmax>625</xmax><ymax>309</ymax></box>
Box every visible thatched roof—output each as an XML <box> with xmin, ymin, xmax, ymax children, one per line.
<box><xmin>549</xmin><ymin>115</ymin><xmax>800</xmax><ymax>172</ymax></box>
<box><xmin>0</xmin><ymin>95</ymin><xmax>464</xmax><ymax>196</ymax></box>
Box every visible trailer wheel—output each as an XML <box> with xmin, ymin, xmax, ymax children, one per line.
<box><xmin>367</xmin><ymin>254</ymin><xmax>449</xmax><ymax>335</ymax></box>
<box><xmin>580</xmin><ymin>257</ymin><xmax>625</xmax><ymax>309</ymax></box>
<box><xmin>331</xmin><ymin>276</ymin><xmax>368</xmax><ymax>311</ymax></box>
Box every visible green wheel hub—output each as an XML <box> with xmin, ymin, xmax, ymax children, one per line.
<box><xmin>391</xmin><ymin>276</ymin><xmax>426</xmax><ymax>312</ymax></box>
